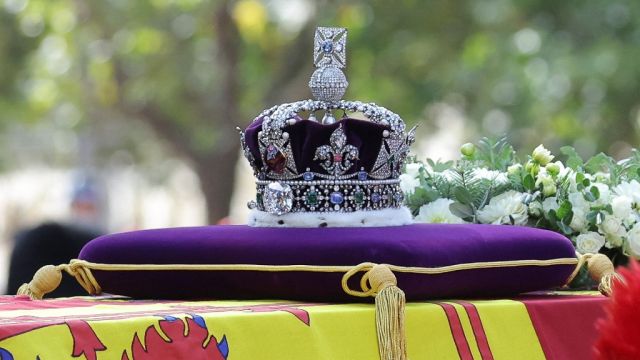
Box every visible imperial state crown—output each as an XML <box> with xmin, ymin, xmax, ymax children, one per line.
<box><xmin>239</xmin><ymin>27</ymin><xmax>416</xmax><ymax>227</ymax></box>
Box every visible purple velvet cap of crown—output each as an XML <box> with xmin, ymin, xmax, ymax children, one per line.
<box><xmin>244</xmin><ymin>117</ymin><xmax>387</xmax><ymax>175</ymax></box>
<box><xmin>79</xmin><ymin>224</ymin><xmax>578</xmax><ymax>301</ymax></box>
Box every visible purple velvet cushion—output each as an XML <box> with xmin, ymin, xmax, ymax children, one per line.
<box><xmin>79</xmin><ymin>224</ymin><xmax>577</xmax><ymax>301</ymax></box>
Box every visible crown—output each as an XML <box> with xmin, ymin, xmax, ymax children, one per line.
<box><xmin>239</xmin><ymin>27</ymin><xmax>416</xmax><ymax>226</ymax></box>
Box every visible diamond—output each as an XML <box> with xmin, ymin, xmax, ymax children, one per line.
<box><xmin>330</xmin><ymin>192</ymin><xmax>344</xmax><ymax>204</ymax></box>
<box><xmin>265</xmin><ymin>144</ymin><xmax>286</xmax><ymax>173</ymax></box>
<box><xmin>303</xmin><ymin>171</ymin><xmax>314</xmax><ymax>181</ymax></box>
<box><xmin>358</xmin><ymin>171</ymin><xmax>367</xmax><ymax>181</ymax></box>
<box><xmin>306</xmin><ymin>190</ymin><xmax>318</xmax><ymax>205</ymax></box>
<box><xmin>263</xmin><ymin>182</ymin><xmax>293</xmax><ymax>215</ymax></box>
<box><xmin>371</xmin><ymin>193</ymin><xmax>381</xmax><ymax>203</ymax></box>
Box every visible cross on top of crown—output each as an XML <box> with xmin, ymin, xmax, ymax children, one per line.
<box><xmin>313</xmin><ymin>27</ymin><xmax>347</xmax><ymax>68</ymax></box>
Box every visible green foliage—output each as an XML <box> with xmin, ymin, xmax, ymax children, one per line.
<box><xmin>462</xmin><ymin>137</ymin><xmax>516</xmax><ymax>171</ymax></box>
<box><xmin>560</xmin><ymin>147</ymin><xmax>584</xmax><ymax>171</ymax></box>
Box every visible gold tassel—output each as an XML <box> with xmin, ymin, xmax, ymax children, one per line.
<box><xmin>17</xmin><ymin>265</ymin><xmax>63</xmax><ymax>300</ymax></box>
<box><xmin>367</xmin><ymin>264</ymin><xmax>408</xmax><ymax>360</ymax></box>
<box><xmin>586</xmin><ymin>253</ymin><xmax>622</xmax><ymax>296</ymax></box>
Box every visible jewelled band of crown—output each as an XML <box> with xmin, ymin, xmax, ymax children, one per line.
<box><xmin>239</xmin><ymin>27</ymin><xmax>417</xmax><ymax>217</ymax></box>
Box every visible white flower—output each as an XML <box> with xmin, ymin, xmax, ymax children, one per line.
<box><xmin>612</xmin><ymin>195</ymin><xmax>633</xmax><ymax>220</ymax></box>
<box><xmin>532</xmin><ymin>145</ymin><xmax>554</xmax><ymax>165</ymax></box>
<box><xmin>575</xmin><ymin>232</ymin><xmax>605</xmax><ymax>254</ymax></box>
<box><xmin>568</xmin><ymin>192</ymin><xmax>590</xmax><ymax>214</ymax></box>
<box><xmin>507</xmin><ymin>163</ymin><xmax>522</xmax><ymax>175</ymax></box>
<box><xmin>399</xmin><ymin>174</ymin><xmax>420</xmax><ymax>195</ymax></box>
<box><xmin>528</xmin><ymin>201</ymin><xmax>543</xmax><ymax>217</ymax></box>
<box><xmin>535</xmin><ymin>168</ymin><xmax>554</xmax><ymax>187</ymax></box>
<box><xmin>594</xmin><ymin>172</ymin><xmax>610</xmax><ymax>183</ymax></box>
<box><xmin>472</xmin><ymin>168</ymin><xmax>509</xmax><ymax>184</ymax></box>
<box><xmin>599</xmin><ymin>215</ymin><xmax>626</xmax><ymax>248</ymax></box>
<box><xmin>558</xmin><ymin>165</ymin><xmax>573</xmax><ymax>179</ymax></box>
<box><xmin>477</xmin><ymin>190</ymin><xmax>529</xmax><ymax>225</ymax></box>
<box><xmin>542</xmin><ymin>197</ymin><xmax>559</xmax><ymax>213</ymax></box>
<box><xmin>567</xmin><ymin>192</ymin><xmax>590</xmax><ymax>232</ymax></box>
<box><xmin>404</xmin><ymin>163</ymin><xmax>422</xmax><ymax>178</ymax></box>
<box><xmin>627</xmin><ymin>223</ymin><xmax>640</xmax><ymax>258</ymax></box>
<box><xmin>613</xmin><ymin>180</ymin><xmax>640</xmax><ymax>204</ymax></box>
<box><xmin>545</xmin><ymin>161</ymin><xmax>562</xmax><ymax>176</ymax></box>
<box><xmin>415</xmin><ymin>198</ymin><xmax>465</xmax><ymax>224</ymax></box>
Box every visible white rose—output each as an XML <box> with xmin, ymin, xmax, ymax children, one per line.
<box><xmin>535</xmin><ymin>168</ymin><xmax>554</xmax><ymax>187</ymax></box>
<box><xmin>627</xmin><ymin>223</ymin><xmax>640</xmax><ymax>258</ymax></box>
<box><xmin>613</xmin><ymin>180</ymin><xmax>640</xmax><ymax>204</ymax></box>
<box><xmin>528</xmin><ymin>201</ymin><xmax>543</xmax><ymax>217</ymax></box>
<box><xmin>472</xmin><ymin>168</ymin><xmax>509</xmax><ymax>184</ymax></box>
<box><xmin>542</xmin><ymin>183</ymin><xmax>557</xmax><ymax>196</ymax></box>
<box><xmin>532</xmin><ymin>144</ymin><xmax>554</xmax><ymax>165</ymax></box>
<box><xmin>399</xmin><ymin>174</ymin><xmax>420</xmax><ymax>195</ymax></box>
<box><xmin>612</xmin><ymin>195</ymin><xmax>633</xmax><ymax>220</ymax></box>
<box><xmin>415</xmin><ymin>198</ymin><xmax>465</xmax><ymax>224</ymax></box>
<box><xmin>507</xmin><ymin>163</ymin><xmax>522</xmax><ymax>175</ymax></box>
<box><xmin>477</xmin><ymin>190</ymin><xmax>529</xmax><ymax>225</ymax></box>
<box><xmin>569</xmin><ymin>207</ymin><xmax>588</xmax><ymax>232</ymax></box>
<box><xmin>575</xmin><ymin>232</ymin><xmax>605</xmax><ymax>254</ymax></box>
<box><xmin>568</xmin><ymin>192</ymin><xmax>590</xmax><ymax>214</ymax></box>
<box><xmin>599</xmin><ymin>215</ymin><xmax>626</xmax><ymax>248</ymax></box>
<box><xmin>404</xmin><ymin>163</ymin><xmax>422</xmax><ymax>178</ymax></box>
<box><xmin>542</xmin><ymin>197</ymin><xmax>559</xmax><ymax>213</ymax></box>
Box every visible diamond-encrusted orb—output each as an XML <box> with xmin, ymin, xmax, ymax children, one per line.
<box><xmin>263</xmin><ymin>182</ymin><xmax>293</xmax><ymax>215</ymax></box>
<box><xmin>309</xmin><ymin>66</ymin><xmax>348</xmax><ymax>102</ymax></box>
<box><xmin>330</xmin><ymin>191</ymin><xmax>344</xmax><ymax>204</ymax></box>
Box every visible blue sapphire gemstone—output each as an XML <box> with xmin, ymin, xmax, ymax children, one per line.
<box><xmin>322</xmin><ymin>40</ymin><xmax>333</xmax><ymax>53</ymax></box>
<box><xmin>358</xmin><ymin>171</ymin><xmax>367</xmax><ymax>181</ymax></box>
<box><xmin>371</xmin><ymin>193</ymin><xmax>381</xmax><ymax>203</ymax></box>
<box><xmin>330</xmin><ymin>192</ymin><xmax>344</xmax><ymax>204</ymax></box>
<box><xmin>303</xmin><ymin>172</ymin><xmax>314</xmax><ymax>181</ymax></box>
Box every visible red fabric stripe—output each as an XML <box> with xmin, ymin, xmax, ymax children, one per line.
<box><xmin>455</xmin><ymin>301</ymin><xmax>494</xmax><ymax>360</ymax></box>
<box><xmin>522</xmin><ymin>294</ymin><xmax>608</xmax><ymax>360</ymax></box>
<box><xmin>438</xmin><ymin>302</ymin><xmax>474</xmax><ymax>360</ymax></box>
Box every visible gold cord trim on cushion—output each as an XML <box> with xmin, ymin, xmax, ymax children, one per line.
<box><xmin>17</xmin><ymin>256</ymin><xmax>583</xmax><ymax>360</ymax></box>
<box><xmin>18</xmin><ymin>257</ymin><xmax>579</xmax><ymax>300</ymax></box>
<box><xmin>562</xmin><ymin>252</ymin><xmax>622</xmax><ymax>296</ymax></box>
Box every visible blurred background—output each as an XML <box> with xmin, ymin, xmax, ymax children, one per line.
<box><xmin>0</xmin><ymin>0</ymin><xmax>639</xmax><ymax>292</ymax></box>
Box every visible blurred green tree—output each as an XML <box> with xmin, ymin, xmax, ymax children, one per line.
<box><xmin>1</xmin><ymin>0</ymin><xmax>639</xmax><ymax>222</ymax></box>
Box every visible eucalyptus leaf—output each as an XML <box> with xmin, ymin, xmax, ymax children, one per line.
<box><xmin>560</xmin><ymin>146</ymin><xmax>584</xmax><ymax>170</ymax></box>
<box><xmin>449</xmin><ymin>202</ymin><xmax>474</xmax><ymax>219</ymax></box>
<box><xmin>454</xmin><ymin>186</ymin><xmax>474</xmax><ymax>205</ymax></box>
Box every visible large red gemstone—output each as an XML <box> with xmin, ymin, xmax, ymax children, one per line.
<box><xmin>333</xmin><ymin>154</ymin><xmax>343</xmax><ymax>162</ymax></box>
<box><xmin>265</xmin><ymin>144</ymin><xmax>286</xmax><ymax>173</ymax></box>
